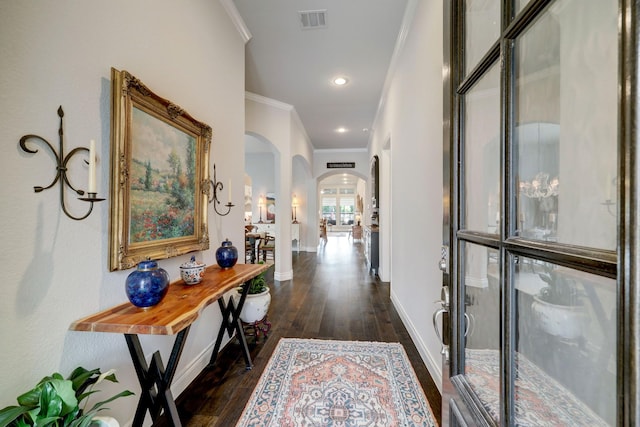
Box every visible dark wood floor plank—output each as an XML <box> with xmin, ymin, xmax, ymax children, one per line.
<box><xmin>153</xmin><ymin>234</ymin><xmax>442</xmax><ymax>426</ymax></box>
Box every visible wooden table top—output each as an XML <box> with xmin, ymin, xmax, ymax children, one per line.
<box><xmin>69</xmin><ymin>263</ymin><xmax>271</xmax><ymax>336</ymax></box>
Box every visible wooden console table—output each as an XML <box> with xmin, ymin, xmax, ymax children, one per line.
<box><xmin>69</xmin><ymin>263</ymin><xmax>271</xmax><ymax>427</ymax></box>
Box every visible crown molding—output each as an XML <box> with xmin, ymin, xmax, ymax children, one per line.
<box><xmin>370</xmin><ymin>0</ymin><xmax>418</xmax><ymax>149</ymax></box>
<box><xmin>291</xmin><ymin>108</ymin><xmax>312</xmax><ymax>146</ymax></box>
<box><xmin>245</xmin><ymin>92</ymin><xmax>294</xmax><ymax>111</ymax></box>
<box><xmin>219</xmin><ymin>0</ymin><xmax>252</xmax><ymax>44</ymax></box>
<box><xmin>244</xmin><ymin>93</ymin><xmax>313</xmax><ymax>151</ymax></box>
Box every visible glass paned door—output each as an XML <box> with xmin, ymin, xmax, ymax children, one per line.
<box><xmin>514</xmin><ymin>0</ymin><xmax>618</xmax><ymax>250</ymax></box>
<box><xmin>321</xmin><ymin>196</ymin><xmax>336</xmax><ymax>225</ymax></box>
<box><xmin>464</xmin><ymin>63</ymin><xmax>501</xmax><ymax>234</ymax></box>
<box><xmin>462</xmin><ymin>243</ymin><xmax>501</xmax><ymax>422</ymax></box>
<box><xmin>443</xmin><ymin>0</ymin><xmax>623</xmax><ymax>425</ymax></box>
<box><xmin>515</xmin><ymin>257</ymin><xmax>616</xmax><ymax>425</ymax></box>
<box><xmin>339</xmin><ymin>196</ymin><xmax>355</xmax><ymax>226</ymax></box>
<box><xmin>465</xmin><ymin>0</ymin><xmax>500</xmax><ymax>74</ymax></box>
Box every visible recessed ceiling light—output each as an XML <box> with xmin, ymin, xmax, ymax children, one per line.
<box><xmin>332</xmin><ymin>76</ymin><xmax>348</xmax><ymax>86</ymax></box>
<box><xmin>336</xmin><ymin>127</ymin><xmax>348</xmax><ymax>133</ymax></box>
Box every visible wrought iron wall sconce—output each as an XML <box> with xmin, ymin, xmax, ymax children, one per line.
<box><xmin>19</xmin><ymin>106</ymin><xmax>105</xmax><ymax>221</ymax></box>
<box><xmin>208</xmin><ymin>163</ymin><xmax>234</xmax><ymax>216</ymax></box>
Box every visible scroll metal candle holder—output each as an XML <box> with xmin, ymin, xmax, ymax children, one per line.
<box><xmin>208</xmin><ymin>163</ymin><xmax>234</xmax><ymax>216</ymax></box>
<box><xmin>18</xmin><ymin>106</ymin><xmax>105</xmax><ymax>221</ymax></box>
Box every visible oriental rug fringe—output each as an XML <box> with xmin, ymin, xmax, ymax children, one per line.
<box><xmin>236</xmin><ymin>338</ymin><xmax>437</xmax><ymax>426</ymax></box>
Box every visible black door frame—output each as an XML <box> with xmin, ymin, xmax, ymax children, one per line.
<box><xmin>441</xmin><ymin>0</ymin><xmax>640</xmax><ymax>425</ymax></box>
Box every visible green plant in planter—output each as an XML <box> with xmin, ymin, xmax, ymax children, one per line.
<box><xmin>537</xmin><ymin>265</ymin><xmax>582</xmax><ymax>306</ymax></box>
<box><xmin>241</xmin><ymin>264</ymin><xmax>272</xmax><ymax>295</ymax></box>
<box><xmin>0</xmin><ymin>367</ymin><xmax>134</xmax><ymax>427</ymax></box>
<box><xmin>246</xmin><ymin>272</ymin><xmax>268</xmax><ymax>295</ymax></box>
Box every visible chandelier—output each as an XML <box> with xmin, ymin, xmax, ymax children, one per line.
<box><xmin>519</xmin><ymin>172</ymin><xmax>559</xmax><ymax>199</ymax></box>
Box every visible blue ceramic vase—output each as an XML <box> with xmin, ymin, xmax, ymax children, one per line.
<box><xmin>125</xmin><ymin>260</ymin><xmax>170</xmax><ymax>308</ymax></box>
<box><xmin>216</xmin><ymin>239</ymin><xmax>238</xmax><ymax>269</ymax></box>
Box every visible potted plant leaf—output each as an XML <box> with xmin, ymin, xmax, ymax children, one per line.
<box><xmin>235</xmin><ymin>265</ymin><xmax>272</xmax><ymax>324</ymax></box>
<box><xmin>0</xmin><ymin>366</ymin><xmax>134</xmax><ymax>427</ymax></box>
<box><xmin>531</xmin><ymin>265</ymin><xmax>589</xmax><ymax>340</ymax></box>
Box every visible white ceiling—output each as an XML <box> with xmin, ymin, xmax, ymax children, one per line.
<box><xmin>232</xmin><ymin>0</ymin><xmax>409</xmax><ymax>151</ymax></box>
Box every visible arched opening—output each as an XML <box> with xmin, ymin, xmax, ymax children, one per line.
<box><xmin>317</xmin><ymin>171</ymin><xmax>367</xmax><ymax>234</ymax></box>
<box><xmin>244</xmin><ymin>133</ymin><xmax>277</xmax><ymax>224</ymax></box>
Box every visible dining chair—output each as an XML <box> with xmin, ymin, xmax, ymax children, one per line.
<box><xmin>259</xmin><ymin>233</ymin><xmax>275</xmax><ymax>262</ymax></box>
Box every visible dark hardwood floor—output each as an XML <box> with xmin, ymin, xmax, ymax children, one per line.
<box><xmin>156</xmin><ymin>233</ymin><xmax>442</xmax><ymax>426</ymax></box>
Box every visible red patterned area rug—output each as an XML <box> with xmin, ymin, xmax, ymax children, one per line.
<box><xmin>465</xmin><ymin>349</ymin><xmax>609</xmax><ymax>426</ymax></box>
<box><xmin>236</xmin><ymin>338</ymin><xmax>437</xmax><ymax>426</ymax></box>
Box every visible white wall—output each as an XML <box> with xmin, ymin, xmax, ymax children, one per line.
<box><xmin>244</xmin><ymin>93</ymin><xmax>314</xmax><ymax>279</ymax></box>
<box><xmin>245</xmin><ymin>150</ymin><xmax>276</xmax><ymax>221</ymax></box>
<box><xmin>0</xmin><ymin>1</ymin><xmax>246</xmax><ymax>424</ymax></box>
<box><xmin>369</xmin><ymin>0</ymin><xmax>445</xmax><ymax>389</ymax></box>
<box><xmin>313</xmin><ymin>150</ymin><xmax>369</xmax><ymax>180</ymax></box>
<box><xmin>292</xmin><ymin>155</ymin><xmax>313</xmax><ymax>250</ymax></box>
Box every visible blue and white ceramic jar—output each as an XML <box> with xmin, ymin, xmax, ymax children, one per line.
<box><xmin>125</xmin><ymin>260</ymin><xmax>170</xmax><ymax>308</ymax></box>
<box><xmin>216</xmin><ymin>239</ymin><xmax>238</xmax><ymax>269</ymax></box>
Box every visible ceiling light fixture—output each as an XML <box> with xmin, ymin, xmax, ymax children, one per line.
<box><xmin>336</xmin><ymin>127</ymin><xmax>348</xmax><ymax>133</ymax></box>
<box><xmin>332</xmin><ymin>76</ymin><xmax>348</xmax><ymax>86</ymax></box>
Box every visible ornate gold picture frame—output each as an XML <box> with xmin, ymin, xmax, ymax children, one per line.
<box><xmin>109</xmin><ymin>68</ymin><xmax>210</xmax><ymax>271</ymax></box>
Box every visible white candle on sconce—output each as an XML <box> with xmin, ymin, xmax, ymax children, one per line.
<box><xmin>228</xmin><ymin>179</ymin><xmax>232</xmax><ymax>203</ymax></box>
<box><xmin>88</xmin><ymin>139</ymin><xmax>96</xmax><ymax>194</ymax></box>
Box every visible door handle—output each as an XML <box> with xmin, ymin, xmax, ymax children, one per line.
<box><xmin>433</xmin><ymin>307</ymin><xmax>448</xmax><ymax>356</ymax></box>
<box><xmin>464</xmin><ymin>312</ymin><xmax>473</xmax><ymax>337</ymax></box>
<box><xmin>433</xmin><ymin>303</ymin><xmax>472</xmax><ymax>358</ymax></box>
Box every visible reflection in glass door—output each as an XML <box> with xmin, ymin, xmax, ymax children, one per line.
<box><xmin>443</xmin><ymin>0</ymin><xmax>625</xmax><ymax>425</ymax></box>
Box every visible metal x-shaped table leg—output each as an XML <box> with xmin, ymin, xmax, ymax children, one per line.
<box><xmin>125</xmin><ymin>327</ymin><xmax>190</xmax><ymax>427</ymax></box>
<box><xmin>208</xmin><ymin>280</ymin><xmax>252</xmax><ymax>369</ymax></box>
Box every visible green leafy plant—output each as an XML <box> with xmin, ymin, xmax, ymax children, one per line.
<box><xmin>241</xmin><ymin>265</ymin><xmax>272</xmax><ymax>295</ymax></box>
<box><xmin>0</xmin><ymin>367</ymin><xmax>134</xmax><ymax>427</ymax></box>
<box><xmin>537</xmin><ymin>265</ymin><xmax>581</xmax><ymax>306</ymax></box>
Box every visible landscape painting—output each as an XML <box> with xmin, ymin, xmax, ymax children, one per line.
<box><xmin>129</xmin><ymin>107</ymin><xmax>195</xmax><ymax>243</ymax></box>
<box><xmin>109</xmin><ymin>68</ymin><xmax>211</xmax><ymax>271</ymax></box>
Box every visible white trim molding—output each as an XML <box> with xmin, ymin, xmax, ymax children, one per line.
<box><xmin>219</xmin><ymin>0</ymin><xmax>252</xmax><ymax>43</ymax></box>
<box><xmin>274</xmin><ymin>269</ymin><xmax>293</xmax><ymax>281</ymax></box>
<box><xmin>245</xmin><ymin>92</ymin><xmax>294</xmax><ymax>111</ymax></box>
<box><xmin>390</xmin><ymin>288</ymin><xmax>443</xmax><ymax>393</ymax></box>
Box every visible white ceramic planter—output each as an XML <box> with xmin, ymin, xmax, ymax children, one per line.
<box><xmin>235</xmin><ymin>287</ymin><xmax>271</xmax><ymax>323</ymax></box>
<box><xmin>531</xmin><ymin>296</ymin><xmax>589</xmax><ymax>340</ymax></box>
<box><xmin>91</xmin><ymin>416</ymin><xmax>120</xmax><ymax>427</ymax></box>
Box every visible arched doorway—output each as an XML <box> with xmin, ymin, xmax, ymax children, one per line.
<box><xmin>317</xmin><ymin>172</ymin><xmax>366</xmax><ymax>234</ymax></box>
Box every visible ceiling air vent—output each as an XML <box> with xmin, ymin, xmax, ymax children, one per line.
<box><xmin>299</xmin><ymin>10</ymin><xmax>327</xmax><ymax>29</ymax></box>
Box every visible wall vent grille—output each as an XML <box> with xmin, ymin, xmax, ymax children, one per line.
<box><xmin>299</xmin><ymin>10</ymin><xmax>327</xmax><ymax>29</ymax></box>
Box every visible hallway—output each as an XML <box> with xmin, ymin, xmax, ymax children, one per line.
<box><xmin>159</xmin><ymin>234</ymin><xmax>442</xmax><ymax>426</ymax></box>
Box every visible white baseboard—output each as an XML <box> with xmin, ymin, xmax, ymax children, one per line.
<box><xmin>274</xmin><ymin>269</ymin><xmax>293</xmax><ymax>281</ymax></box>
<box><xmin>390</xmin><ymin>289</ymin><xmax>443</xmax><ymax>394</ymax></box>
<box><xmin>465</xmin><ymin>274</ymin><xmax>488</xmax><ymax>288</ymax></box>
